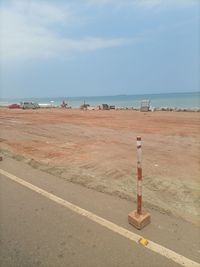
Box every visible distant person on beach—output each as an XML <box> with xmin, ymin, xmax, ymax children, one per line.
<box><xmin>61</xmin><ymin>100</ymin><xmax>67</xmax><ymax>108</ymax></box>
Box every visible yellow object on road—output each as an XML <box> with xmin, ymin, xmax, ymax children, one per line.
<box><xmin>139</xmin><ymin>238</ymin><xmax>149</xmax><ymax>246</ymax></box>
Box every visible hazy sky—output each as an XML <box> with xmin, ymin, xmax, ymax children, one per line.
<box><xmin>0</xmin><ymin>0</ymin><xmax>199</xmax><ymax>98</ymax></box>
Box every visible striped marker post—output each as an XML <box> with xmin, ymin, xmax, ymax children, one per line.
<box><xmin>128</xmin><ymin>136</ymin><xmax>151</xmax><ymax>230</ymax></box>
<box><xmin>137</xmin><ymin>136</ymin><xmax>142</xmax><ymax>214</ymax></box>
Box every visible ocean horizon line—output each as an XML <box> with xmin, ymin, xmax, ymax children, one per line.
<box><xmin>1</xmin><ymin>91</ymin><xmax>199</xmax><ymax>100</ymax></box>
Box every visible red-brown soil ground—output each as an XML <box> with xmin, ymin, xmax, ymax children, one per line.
<box><xmin>0</xmin><ymin>108</ymin><xmax>199</xmax><ymax>225</ymax></box>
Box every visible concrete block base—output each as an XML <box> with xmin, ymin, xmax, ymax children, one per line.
<box><xmin>128</xmin><ymin>210</ymin><xmax>151</xmax><ymax>230</ymax></box>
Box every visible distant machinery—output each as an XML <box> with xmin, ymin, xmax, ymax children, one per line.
<box><xmin>140</xmin><ymin>100</ymin><xmax>150</xmax><ymax>112</ymax></box>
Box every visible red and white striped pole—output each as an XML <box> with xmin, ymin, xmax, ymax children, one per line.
<box><xmin>128</xmin><ymin>136</ymin><xmax>150</xmax><ymax>229</ymax></box>
<box><xmin>137</xmin><ymin>136</ymin><xmax>142</xmax><ymax>215</ymax></box>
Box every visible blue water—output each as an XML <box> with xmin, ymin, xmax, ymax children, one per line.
<box><xmin>0</xmin><ymin>92</ymin><xmax>200</xmax><ymax>108</ymax></box>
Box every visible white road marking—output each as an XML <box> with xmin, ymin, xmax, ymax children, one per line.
<box><xmin>0</xmin><ymin>168</ymin><xmax>199</xmax><ymax>267</ymax></box>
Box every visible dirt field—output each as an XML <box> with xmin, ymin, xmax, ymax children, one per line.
<box><xmin>0</xmin><ymin>108</ymin><xmax>200</xmax><ymax>225</ymax></box>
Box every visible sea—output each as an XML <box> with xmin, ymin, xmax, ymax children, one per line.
<box><xmin>0</xmin><ymin>92</ymin><xmax>199</xmax><ymax>109</ymax></box>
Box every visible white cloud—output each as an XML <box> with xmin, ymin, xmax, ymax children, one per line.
<box><xmin>2</xmin><ymin>0</ymin><xmax>196</xmax><ymax>63</ymax></box>
<box><xmin>88</xmin><ymin>0</ymin><xmax>198</xmax><ymax>8</ymax></box>
<box><xmin>0</xmin><ymin>1</ymin><xmax>133</xmax><ymax>62</ymax></box>
<box><xmin>11</xmin><ymin>1</ymin><xmax>70</xmax><ymax>25</ymax></box>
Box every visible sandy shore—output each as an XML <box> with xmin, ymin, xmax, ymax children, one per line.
<box><xmin>0</xmin><ymin>108</ymin><xmax>200</xmax><ymax>225</ymax></box>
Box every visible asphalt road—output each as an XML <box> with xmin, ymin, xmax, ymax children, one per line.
<box><xmin>0</xmin><ymin>158</ymin><xmax>199</xmax><ymax>267</ymax></box>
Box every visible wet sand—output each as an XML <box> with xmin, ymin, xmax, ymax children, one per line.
<box><xmin>0</xmin><ymin>108</ymin><xmax>200</xmax><ymax>225</ymax></box>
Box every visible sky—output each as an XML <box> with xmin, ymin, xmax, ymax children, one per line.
<box><xmin>0</xmin><ymin>0</ymin><xmax>199</xmax><ymax>98</ymax></box>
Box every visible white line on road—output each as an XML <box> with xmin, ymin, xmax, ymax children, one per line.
<box><xmin>0</xmin><ymin>168</ymin><xmax>199</xmax><ymax>267</ymax></box>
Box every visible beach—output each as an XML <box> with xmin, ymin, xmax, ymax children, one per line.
<box><xmin>0</xmin><ymin>108</ymin><xmax>200</xmax><ymax>225</ymax></box>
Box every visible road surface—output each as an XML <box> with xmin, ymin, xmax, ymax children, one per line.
<box><xmin>0</xmin><ymin>158</ymin><xmax>200</xmax><ymax>267</ymax></box>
